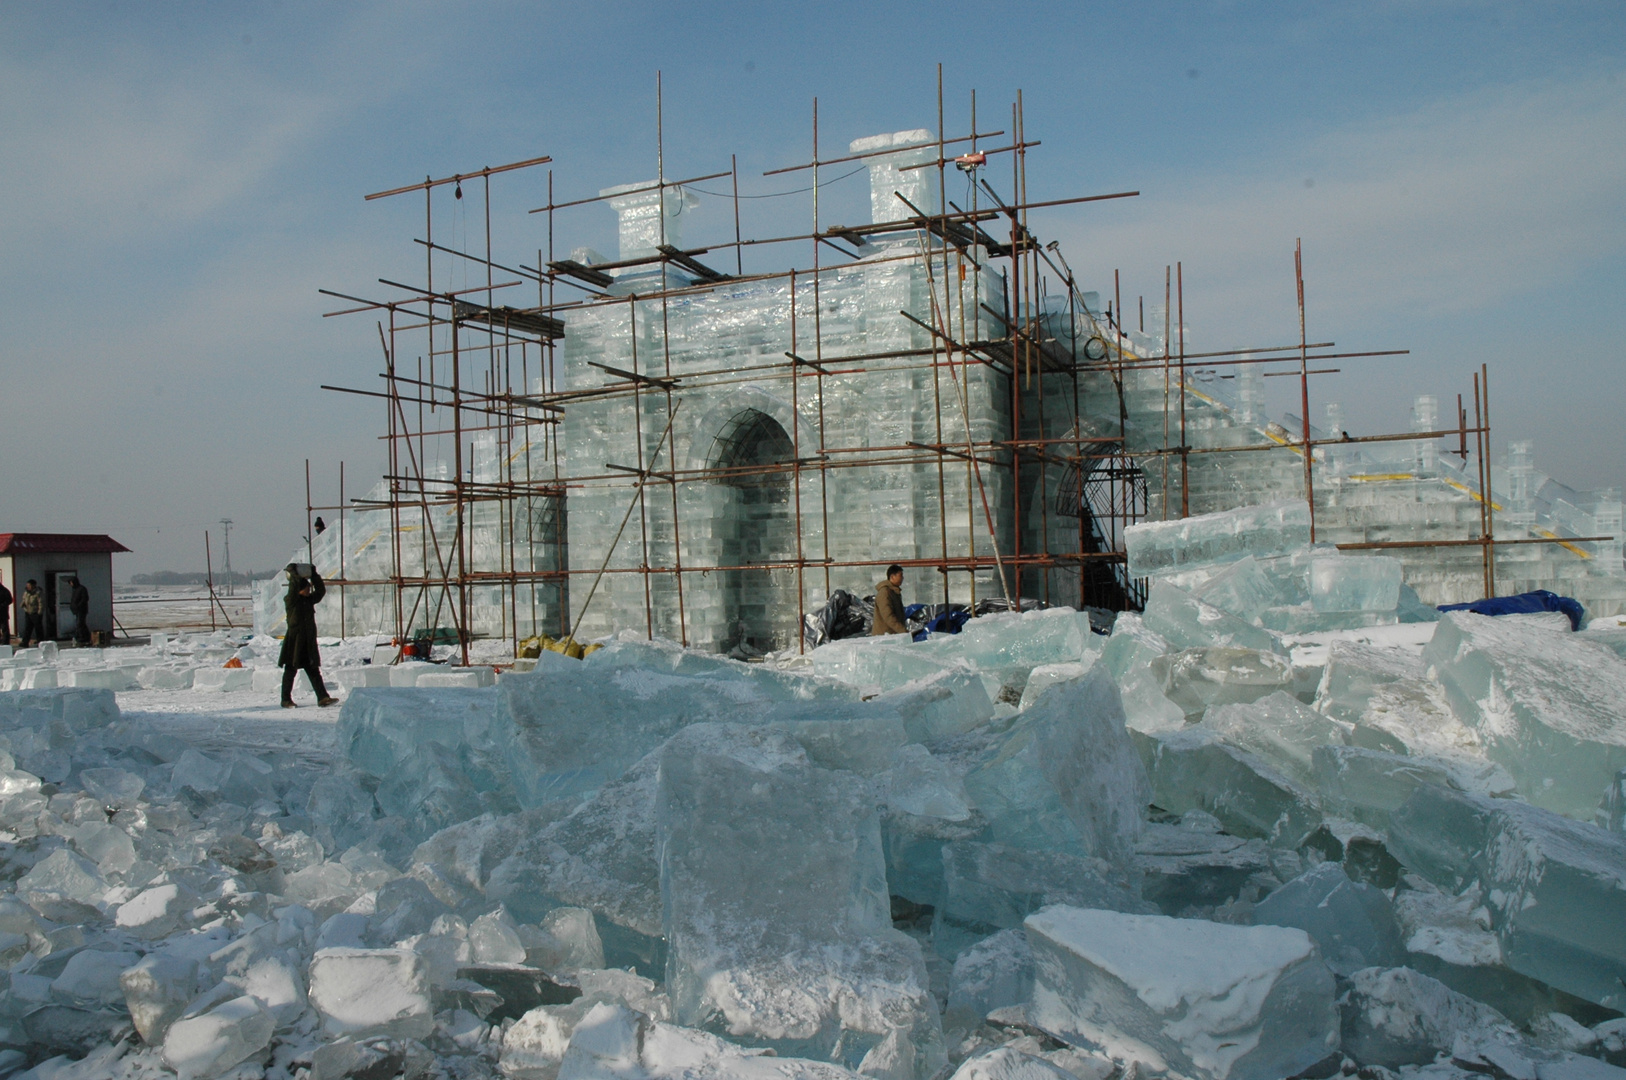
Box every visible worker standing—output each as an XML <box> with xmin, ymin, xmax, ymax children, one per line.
<box><xmin>0</xmin><ymin>579</ymin><xmax>11</xmax><ymax>644</ymax></box>
<box><xmin>871</xmin><ymin>564</ymin><xmax>908</xmax><ymax>636</ymax></box>
<box><xmin>19</xmin><ymin>581</ymin><xmax>44</xmax><ymax>646</ymax></box>
<box><xmin>68</xmin><ymin>578</ymin><xmax>90</xmax><ymax>646</ymax></box>
<box><xmin>279</xmin><ymin>564</ymin><xmax>336</xmax><ymax>708</ymax></box>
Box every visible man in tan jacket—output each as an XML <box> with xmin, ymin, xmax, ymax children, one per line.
<box><xmin>872</xmin><ymin>564</ymin><xmax>908</xmax><ymax>635</ymax></box>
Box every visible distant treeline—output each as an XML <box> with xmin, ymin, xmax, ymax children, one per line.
<box><xmin>128</xmin><ymin>571</ymin><xmax>273</xmax><ymax>586</ymax></box>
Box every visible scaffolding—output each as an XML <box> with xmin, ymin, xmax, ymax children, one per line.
<box><xmin>297</xmin><ymin>72</ymin><xmax>1624</xmax><ymax>663</ymax></box>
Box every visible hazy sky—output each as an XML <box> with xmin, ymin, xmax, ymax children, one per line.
<box><xmin>3</xmin><ymin>2</ymin><xmax>1622</xmax><ymax>577</ymax></box>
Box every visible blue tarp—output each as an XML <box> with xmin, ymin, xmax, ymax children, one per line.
<box><xmin>1438</xmin><ymin>589</ymin><xmax>1586</xmax><ymax>631</ymax></box>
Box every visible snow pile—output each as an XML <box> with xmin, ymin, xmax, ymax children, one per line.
<box><xmin>0</xmin><ymin>511</ymin><xmax>1624</xmax><ymax>1079</ymax></box>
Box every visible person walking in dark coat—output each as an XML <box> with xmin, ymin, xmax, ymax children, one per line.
<box><xmin>279</xmin><ymin>565</ymin><xmax>335</xmax><ymax>708</ymax></box>
<box><xmin>0</xmin><ymin>580</ymin><xmax>11</xmax><ymax>644</ymax></box>
<box><xmin>68</xmin><ymin>578</ymin><xmax>91</xmax><ymax>646</ymax></box>
<box><xmin>19</xmin><ymin>581</ymin><xmax>44</xmax><ymax>647</ymax></box>
<box><xmin>871</xmin><ymin>564</ymin><xmax>908</xmax><ymax>635</ymax></box>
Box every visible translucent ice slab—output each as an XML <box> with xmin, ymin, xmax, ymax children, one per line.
<box><xmin>961</xmin><ymin>666</ymin><xmax>1148</xmax><ymax>868</ymax></box>
<box><xmin>1024</xmin><ymin>905</ymin><xmax>1338</xmax><ymax>1080</ymax></box>
<box><xmin>1422</xmin><ymin>611</ymin><xmax>1626</xmax><ymax>817</ymax></box>
<box><xmin>1308</xmin><ymin>555</ymin><xmax>1403</xmax><ymax>613</ymax></box>
<box><xmin>656</xmin><ymin>723</ymin><xmax>943</xmax><ymax>1076</ymax></box>
<box><xmin>1250</xmin><ymin>862</ymin><xmax>1403</xmax><ymax>976</ymax></box>
<box><xmin>1124</xmin><ymin>501</ymin><xmax>1312</xmax><ymax>579</ymax></box>
<box><xmin>1388</xmin><ymin>784</ymin><xmax>1626</xmax><ymax>1010</ymax></box>
<box><xmin>934</xmin><ymin>841</ymin><xmax>1151</xmax><ymax>958</ymax></box>
<box><xmin>1142</xmin><ymin>729</ymin><xmax>1321</xmax><ymax>847</ymax></box>
<box><xmin>1156</xmin><ymin>650</ymin><xmax>1297</xmax><ymax>725</ymax></box>
<box><xmin>1311</xmin><ymin>745</ymin><xmax>1461</xmax><ymax>830</ymax></box>
<box><xmin>1200</xmin><ymin>691</ymin><xmax>1352</xmax><ymax>788</ymax></box>
<box><xmin>1141</xmin><ymin>582</ymin><xmax>1281</xmax><ymax>654</ymax></box>
<box><xmin>1100</xmin><ymin>615</ymin><xmax>1184</xmax><ymax>734</ymax></box>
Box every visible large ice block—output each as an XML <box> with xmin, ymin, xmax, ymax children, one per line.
<box><xmin>1309</xmin><ymin>555</ymin><xmax>1403</xmax><ymax>613</ymax></box>
<box><xmin>1160</xmin><ymin>654</ymin><xmax>1298</xmax><ymax>726</ymax></box>
<box><xmin>1200</xmin><ymin>691</ymin><xmax>1351</xmax><ymax>788</ymax></box>
<box><xmin>161</xmin><ymin>995</ymin><xmax>275</xmax><ymax>1080</ymax></box>
<box><xmin>1422</xmin><ymin>611</ymin><xmax>1626</xmax><ymax>818</ymax></box>
<box><xmin>1134</xmin><ymin>822</ymin><xmax>1272</xmax><ymax>917</ymax></box>
<box><xmin>1141</xmin><ymin>582</ymin><xmax>1281</xmax><ymax>654</ymax></box>
<box><xmin>1339</xmin><ymin>966</ymin><xmax>1516</xmax><ymax>1068</ymax></box>
<box><xmin>554</xmin><ymin>1001</ymin><xmax>862</xmax><ymax>1080</ymax></box>
<box><xmin>1312</xmin><ymin>745</ymin><xmax>1460</xmax><ymax>830</ymax></box>
<box><xmin>934</xmin><ymin>841</ymin><xmax>1150</xmax><ymax>957</ymax></box>
<box><xmin>960</xmin><ymin>665</ymin><xmax>1148</xmax><ymax>868</ymax></box>
<box><xmin>1143</xmin><ymin>728</ymin><xmax>1321</xmax><ymax>846</ymax></box>
<box><xmin>1195</xmin><ymin>557</ymin><xmax>1287</xmax><ymax>625</ymax></box>
<box><xmin>1125</xmin><ymin>501</ymin><xmax>1312</xmax><ymax>579</ymax></box>
<box><xmin>1101</xmin><ymin>614</ymin><xmax>1184</xmax><ymax>733</ymax></box>
<box><xmin>944</xmin><ymin>928</ymin><xmax>1033</xmax><ymax>1031</ymax></box>
<box><xmin>1251</xmin><ymin>862</ymin><xmax>1404</xmax><ymax>976</ymax></box>
<box><xmin>307</xmin><ymin>947</ymin><xmax>434</xmax><ymax>1039</ymax></box>
<box><xmin>655</xmin><ymin>723</ymin><xmax>943</xmax><ymax>1076</ymax></box>
<box><xmin>1025</xmin><ymin>905</ymin><xmax>1338</xmax><ymax>1080</ymax></box>
<box><xmin>1387</xmin><ymin>784</ymin><xmax>1626</xmax><ymax>1010</ymax></box>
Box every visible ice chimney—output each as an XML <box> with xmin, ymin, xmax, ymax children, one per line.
<box><xmin>601</xmin><ymin>181</ymin><xmax>699</xmax><ymax>262</ymax></box>
<box><xmin>849</xmin><ymin>129</ymin><xmax>938</xmax><ymax>226</ymax></box>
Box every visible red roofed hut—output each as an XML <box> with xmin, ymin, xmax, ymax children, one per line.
<box><xmin>0</xmin><ymin>534</ymin><xmax>129</xmax><ymax>643</ymax></box>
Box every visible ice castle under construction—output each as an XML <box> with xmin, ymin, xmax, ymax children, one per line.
<box><xmin>257</xmin><ymin>126</ymin><xmax>1626</xmax><ymax>650</ymax></box>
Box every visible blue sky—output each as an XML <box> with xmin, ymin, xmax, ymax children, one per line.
<box><xmin>2</xmin><ymin>2</ymin><xmax>1622</xmax><ymax>576</ymax></box>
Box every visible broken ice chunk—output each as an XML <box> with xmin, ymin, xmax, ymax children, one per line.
<box><xmin>78</xmin><ymin>766</ymin><xmax>144</xmax><ymax>808</ymax></box>
<box><xmin>1388</xmin><ymin>784</ymin><xmax>1626</xmax><ymax>1010</ymax></box>
<box><xmin>945</xmin><ymin>928</ymin><xmax>1034</xmax><ymax>1032</ymax></box>
<box><xmin>1125</xmin><ymin>500</ymin><xmax>1312</xmax><ymax>579</ymax></box>
<box><xmin>1200</xmin><ymin>691</ymin><xmax>1349</xmax><ymax>787</ymax></box>
<box><xmin>1308</xmin><ymin>555</ymin><xmax>1403</xmax><ymax>613</ymax></box>
<box><xmin>1025</xmin><ymin>905</ymin><xmax>1338</xmax><ymax>1080</ymax></box>
<box><xmin>1141</xmin><ymin>582</ymin><xmax>1281</xmax><ymax>654</ymax></box>
<box><xmin>1142</xmin><ymin>728</ymin><xmax>1321</xmax><ymax>847</ymax></box>
<box><xmin>880</xmin><ymin>745</ymin><xmax>972</xmax><ymax>821</ymax></box>
<box><xmin>16</xmin><ymin>847</ymin><xmax>108</xmax><ymax>919</ymax></box>
<box><xmin>947</xmin><ymin>1046</ymin><xmax>1079</xmax><ymax>1080</ymax></box>
<box><xmin>1251</xmin><ymin>862</ymin><xmax>1403</xmax><ymax>976</ymax></box>
<box><xmin>51</xmin><ymin>948</ymin><xmax>140</xmax><ymax>1008</ymax></box>
<box><xmin>1134</xmin><ymin>823</ymin><xmax>1272</xmax><ymax>916</ymax></box>
<box><xmin>961</xmin><ymin>666</ymin><xmax>1148</xmax><ymax>868</ymax></box>
<box><xmin>1101</xmin><ymin>614</ymin><xmax>1184</xmax><ymax>733</ymax></box>
<box><xmin>161</xmin><ymin>995</ymin><xmax>275</xmax><ymax>1080</ymax></box>
<box><xmin>1155</xmin><ymin>650</ymin><xmax>1298</xmax><ymax>724</ymax></box>
<box><xmin>934</xmin><ymin>841</ymin><xmax>1150</xmax><ymax>958</ymax></box>
<box><xmin>1312</xmin><ymin>745</ymin><xmax>1460</xmax><ymax>830</ymax></box>
<box><xmin>307</xmin><ymin>947</ymin><xmax>434</xmax><ymax>1039</ymax></box>
<box><xmin>1339</xmin><ymin>966</ymin><xmax>1516</xmax><ymax>1068</ymax></box>
<box><xmin>1195</xmin><ymin>557</ymin><xmax>1285</xmax><ymax>624</ymax></box>
<box><xmin>121</xmin><ymin>953</ymin><xmax>200</xmax><ymax>1044</ymax></box>
<box><xmin>1422</xmin><ymin>611</ymin><xmax>1626</xmax><ymax>818</ymax></box>
<box><xmin>873</xmin><ymin>667</ymin><xmax>995</xmax><ymax>742</ymax></box>
<box><xmin>656</xmin><ymin>723</ymin><xmax>943</xmax><ymax>1075</ymax></box>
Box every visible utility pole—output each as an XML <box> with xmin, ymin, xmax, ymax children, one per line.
<box><xmin>219</xmin><ymin>519</ymin><xmax>233</xmax><ymax>597</ymax></box>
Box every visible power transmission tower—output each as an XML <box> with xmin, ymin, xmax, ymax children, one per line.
<box><xmin>219</xmin><ymin>519</ymin><xmax>234</xmax><ymax>597</ymax></box>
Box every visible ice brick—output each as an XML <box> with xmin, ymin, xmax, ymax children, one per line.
<box><xmin>161</xmin><ymin>995</ymin><xmax>275</xmax><ymax>1080</ymax></box>
<box><xmin>1388</xmin><ymin>784</ymin><xmax>1626</xmax><ymax>1010</ymax></box>
<box><xmin>308</xmin><ymin>946</ymin><xmax>434</xmax><ymax>1039</ymax></box>
<box><xmin>1143</xmin><ymin>728</ymin><xmax>1321</xmax><ymax>846</ymax></box>
<box><xmin>962</xmin><ymin>666</ymin><xmax>1147</xmax><ymax>867</ymax></box>
<box><xmin>656</xmin><ymin>723</ymin><xmax>942</xmax><ymax>1075</ymax></box>
<box><xmin>1141</xmin><ymin>582</ymin><xmax>1281</xmax><ymax>654</ymax></box>
<box><xmin>1251</xmin><ymin>862</ymin><xmax>1403</xmax><ymax>976</ymax></box>
<box><xmin>1025</xmin><ymin>905</ymin><xmax>1338</xmax><ymax>1080</ymax></box>
<box><xmin>1100</xmin><ymin>614</ymin><xmax>1183</xmax><ymax>734</ymax></box>
<box><xmin>1339</xmin><ymin>965</ymin><xmax>1515</xmax><ymax>1068</ymax></box>
<box><xmin>1125</xmin><ymin>501</ymin><xmax>1312</xmax><ymax>579</ymax></box>
<box><xmin>934</xmin><ymin>841</ymin><xmax>1150</xmax><ymax>957</ymax></box>
<box><xmin>1195</xmin><ymin>557</ymin><xmax>1286</xmax><ymax>624</ymax></box>
<box><xmin>1309</xmin><ymin>555</ymin><xmax>1403</xmax><ymax>613</ymax></box>
<box><xmin>1134</xmin><ymin>823</ymin><xmax>1272</xmax><ymax>916</ymax></box>
<box><xmin>1312</xmin><ymin>745</ymin><xmax>1460</xmax><ymax>829</ymax></box>
<box><xmin>1200</xmin><ymin>690</ymin><xmax>1350</xmax><ymax>787</ymax></box>
<box><xmin>873</xmin><ymin>667</ymin><xmax>994</xmax><ymax>742</ymax></box>
<box><xmin>1422</xmin><ymin>611</ymin><xmax>1626</xmax><ymax>817</ymax></box>
<box><xmin>1154</xmin><ymin>649</ymin><xmax>1297</xmax><ymax>724</ymax></box>
<box><xmin>945</xmin><ymin>928</ymin><xmax>1033</xmax><ymax>1031</ymax></box>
